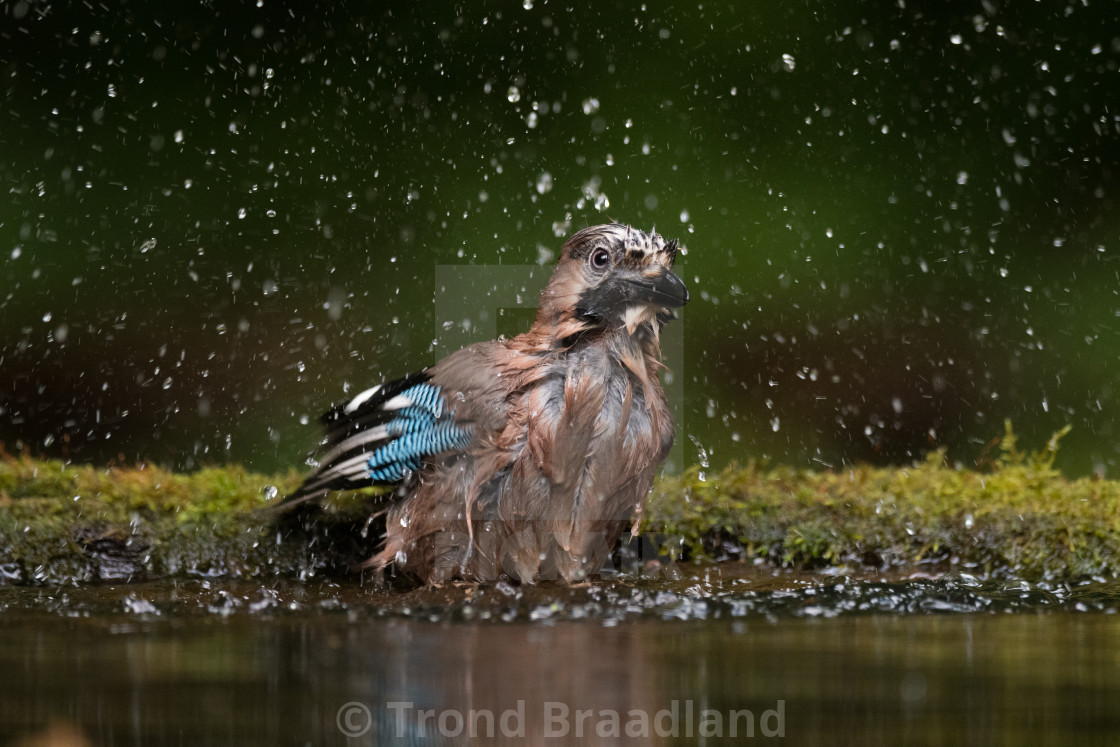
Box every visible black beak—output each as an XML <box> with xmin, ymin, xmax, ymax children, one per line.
<box><xmin>623</xmin><ymin>268</ymin><xmax>689</xmax><ymax>308</ymax></box>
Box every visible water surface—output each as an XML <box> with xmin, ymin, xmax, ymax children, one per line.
<box><xmin>3</xmin><ymin>570</ymin><xmax>1118</xmax><ymax>745</ymax></box>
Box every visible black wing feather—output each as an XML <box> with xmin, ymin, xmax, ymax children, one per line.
<box><xmin>274</xmin><ymin>371</ymin><xmax>434</xmax><ymax>509</ymax></box>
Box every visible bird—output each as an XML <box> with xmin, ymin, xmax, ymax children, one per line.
<box><xmin>277</xmin><ymin>224</ymin><xmax>688</xmax><ymax>584</ymax></box>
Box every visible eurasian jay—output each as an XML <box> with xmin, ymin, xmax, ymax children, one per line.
<box><xmin>279</xmin><ymin>224</ymin><xmax>688</xmax><ymax>584</ymax></box>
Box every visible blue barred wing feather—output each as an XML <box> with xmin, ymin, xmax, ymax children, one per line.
<box><xmin>279</xmin><ymin>372</ymin><xmax>473</xmax><ymax>507</ymax></box>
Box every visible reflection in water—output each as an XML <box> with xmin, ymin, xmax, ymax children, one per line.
<box><xmin>1</xmin><ymin>575</ymin><xmax>1119</xmax><ymax>744</ymax></box>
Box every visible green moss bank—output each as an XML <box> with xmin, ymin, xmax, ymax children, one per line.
<box><xmin>1</xmin><ymin>424</ymin><xmax>1116</xmax><ymax>585</ymax></box>
<box><xmin>647</xmin><ymin>424</ymin><xmax>1118</xmax><ymax>581</ymax></box>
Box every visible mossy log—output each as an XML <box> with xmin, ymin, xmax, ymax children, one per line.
<box><xmin>1</xmin><ymin>424</ymin><xmax>1116</xmax><ymax>585</ymax></box>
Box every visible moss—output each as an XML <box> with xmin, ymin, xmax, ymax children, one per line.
<box><xmin>1</xmin><ymin>423</ymin><xmax>1117</xmax><ymax>585</ymax></box>
<box><xmin>644</xmin><ymin>422</ymin><xmax>1119</xmax><ymax>582</ymax></box>
<box><xmin>0</xmin><ymin>457</ymin><xmax>364</xmax><ymax>585</ymax></box>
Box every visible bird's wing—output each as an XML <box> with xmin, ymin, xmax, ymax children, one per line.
<box><xmin>276</xmin><ymin>371</ymin><xmax>475</xmax><ymax>508</ymax></box>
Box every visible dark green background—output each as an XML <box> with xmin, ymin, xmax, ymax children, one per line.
<box><xmin>2</xmin><ymin>1</ymin><xmax>1118</xmax><ymax>475</ymax></box>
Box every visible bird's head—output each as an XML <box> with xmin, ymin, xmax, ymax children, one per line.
<box><xmin>537</xmin><ymin>224</ymin><xmax>689</xmax><ymax>340</ymax></box>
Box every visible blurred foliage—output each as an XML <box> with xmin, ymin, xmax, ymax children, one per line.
<box><xmin>1</xmin><ymin>1</ymin><xmax>1118</xmax><ymax>475</ymax></box>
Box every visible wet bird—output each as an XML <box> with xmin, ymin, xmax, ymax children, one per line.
<box><xmin>278</xmin><ymin>224</ymin><xmax>688</xmax><ymax>584</ymax></box>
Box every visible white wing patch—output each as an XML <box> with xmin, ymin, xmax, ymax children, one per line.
<box><xmin>382</xmin><ymin>394</ymin><xmax>415</xmax><ymax>411</ymax></box>
<box><xmin>344</xmin><ymin>384</ymin><xmax>383</xmax><ymax>414</ymax></box>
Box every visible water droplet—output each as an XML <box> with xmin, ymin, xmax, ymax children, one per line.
<box><xmin>535</xmin><ymin>172</ymin><xmax>553</xmax><ymax>194</ymax></box>
<box><xmin>594</xmin><ymin>193</ymin><xmax>610</xmax><ymax>211</ymax></box>
<box><xmin>780</xmin><ymin>53</ymin><xmax>796</xmax><ymax>72</ymax></box>
<box><xmin>506</xmin><ymin>85</ymin><xmax>521</xmax><ymax>103</ymax></box>
<box><xmin>688</xmin><ymin>436</ymin><xmax>710</xmax><ymax>481</ymax></box>
<box><xmin>950</xmin><ymin>34</ymin><xmax>963</xmax><ymax>45</ymax></box>
<box><xmin>581</xmin><ymin>97</ymin><xmax>600</xmax><ymax>115</ymax></box>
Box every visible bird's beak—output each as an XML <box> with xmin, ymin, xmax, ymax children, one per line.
<box><xmin>622</xmin><ymin>268</ymin><xmax>689</xmax><ymax>308</ymax></box>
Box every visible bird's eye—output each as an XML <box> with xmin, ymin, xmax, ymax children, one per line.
<box><xmin>590</xmin><ymin>247</ymin><xmax>611</xmax><ymax>271</ymax></box>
